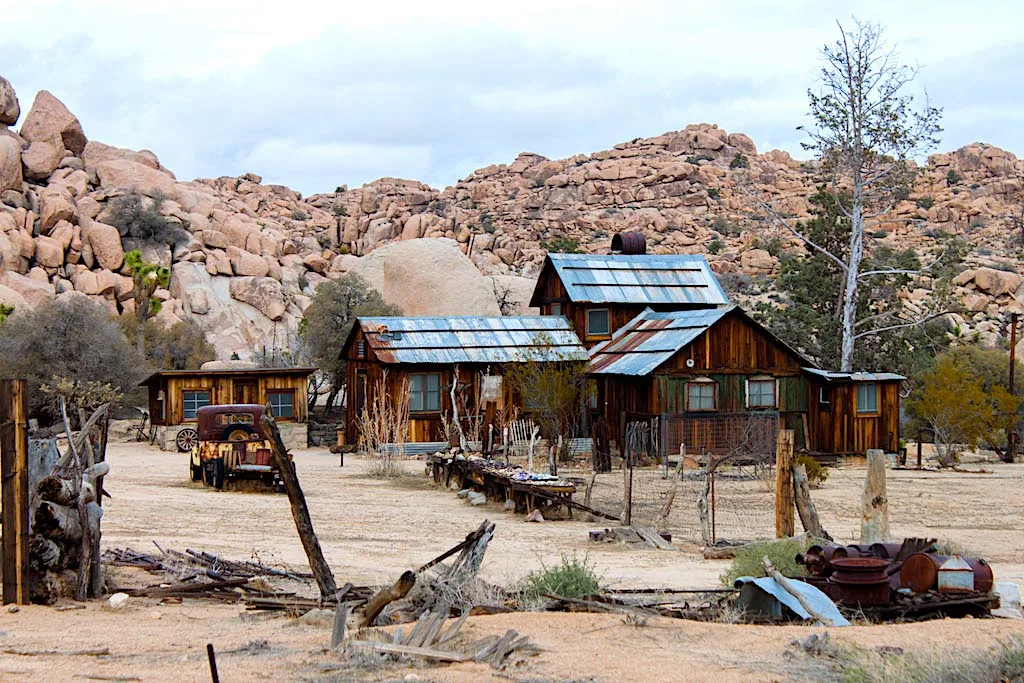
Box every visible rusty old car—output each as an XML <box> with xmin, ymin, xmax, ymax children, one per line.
<box><xmin>189</xmin><ymin>404</ymin><xmax>287</xmax><ymax>491</ymax></box>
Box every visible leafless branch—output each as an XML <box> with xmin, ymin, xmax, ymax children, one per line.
<box><xmin>853</xmin><ymin>310</ymin><xmax>952</xmax><ymax>340</ymax></box>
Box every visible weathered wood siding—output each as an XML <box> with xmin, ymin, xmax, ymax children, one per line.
<box><xmin>151</xmin><ymin>373</ymin><xmax>308</xmax><ymax>426</ymax></box>
<box><xmin>807</xmin><ymin>379</ymin><xmax>900</xmax><ymax>454</ymax></box>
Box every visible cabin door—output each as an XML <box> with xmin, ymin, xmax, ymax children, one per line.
<box><xmin>355</xmin><ymin>371</ymin><xmax>367</xmax><ymax>415</ymax></box>
<box><xmin>233</xmin><ymin>380</ymin><xmax>258</xmax><ymax>405</ymax></box>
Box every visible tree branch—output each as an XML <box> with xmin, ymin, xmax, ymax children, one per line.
<box><xmin>853</xmin><ymin>310</ymin><xmax>952</xmax><ymax>340</ymax></box>
<box><xmin>857</xmin><ymin>248</ymin><xmax>946</xmax><ymax>279</ymax></box>
<box><xmin>753</xmin><ymin>195</ymin><xmax>849</xmax><ymax>273</ymax></box>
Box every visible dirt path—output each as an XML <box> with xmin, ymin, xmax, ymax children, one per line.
<box><xmin>0</xmin><ymin>441</ymin><xmax>1021</xmax><ymax>681</ymax></box>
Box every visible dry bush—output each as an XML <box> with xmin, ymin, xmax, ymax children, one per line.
<box><xmin>357</xmin><ymin>371</ymin><xmax>409</xmax><ymax>478</ymax></box>
<box><xmin>719</xmin><ymin>537</ymin><xmax>810</xmax><ymax>586</ymax></box>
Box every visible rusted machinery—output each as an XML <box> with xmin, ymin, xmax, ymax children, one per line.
<box><xmin>795</xmin><ymin>538</ymin><xmax>998</xmax><ymax>617</ymax></box>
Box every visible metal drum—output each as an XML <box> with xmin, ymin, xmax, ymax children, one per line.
<box><xmin>828</xmin><ymin>557</ymin><xmax>892</xmax><ymax>605</ymax></box>
<box><xmin>900</xmin><ymin>554</ymin><xmax>994</xmax><ymax>594</ymax></box>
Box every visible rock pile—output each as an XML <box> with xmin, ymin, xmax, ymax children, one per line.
<box><xmin>3</xmin><ymin>72</ymin><xmax>1023</xmax><ymax>358</ymax></box>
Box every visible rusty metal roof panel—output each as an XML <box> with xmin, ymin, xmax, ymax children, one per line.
<box><xmin>357</xmin><ymin>316</ymin><xmax>588</xmax><ymax>364</ymax></box>
<box><xmin>588</xmin><ymin>307</ymin><xmax>733</xmax><ymax>376</ymax></box>
<box><xmin>549</xmin><ymin>253</ymin><xmax>729</xmax><ymax>306</ymax></box>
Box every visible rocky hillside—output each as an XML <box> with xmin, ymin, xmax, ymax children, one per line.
<box><xmin>2</xmin><ymin>74</ymin><xmax>1023</xmax><ymax>359</ymax></box>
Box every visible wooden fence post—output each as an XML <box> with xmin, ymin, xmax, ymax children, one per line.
<box><xmin>860</xmin><ymin>449</ymin><xmax>890</xmax><ymax>544</ymax></box>
<box><xmin>775</xmin><ymin>429</ymin><xmax>795</xmax><ymax>538</ymax></box>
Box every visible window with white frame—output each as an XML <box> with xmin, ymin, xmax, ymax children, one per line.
<box><xmin>586</xmin><ymin>308</ymin><xmax>610</xmax><ymax>337</ymax></box>
<box><xmin>747</xmin><ymin>378</ymin><xmax>776</xmax><ymax>409</ymax></box>
<box><xmin>409</xmin><ymin>373</ymin><xmax>442</xmax><ymax>412</ymax></box>
<box><xmin>686</xmin><ymin>380</ymin><xmax>717</xmax><ymax>411</ymax></box>
<box><xmin>819</xmin><ymin>386</ymin><xmax>830</xmax><ymax>404</ymax></box>
<box><xmin>183</xmin><ymin>390</ymin><xmax>210</xmax><ymax>420</ymax></box>
<box><xmin>856</xmin><ymin>383</ymin><xmax>879</xmax><ymax>413</ymax></box>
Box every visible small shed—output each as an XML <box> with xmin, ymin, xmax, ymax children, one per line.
<box><xmin>588</xmin><ymin>306</ymin><xmax>903</xmax><ymax>457</ymax></box>
<box><xmin>529</xmin><ymin>253</ymin><xmax>729</xmax><ymax>347</ymax></box>
<box><xmin>341</xmin><ymin>316</ymin><xmax>587</xmax><ymax>446</ymax></box>
<box><xmin>140</xmin><ymin>364</ymin><xmax>316</xmax><ymax>450</ymax></box>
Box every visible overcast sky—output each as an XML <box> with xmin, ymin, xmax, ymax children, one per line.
<box><xmin>3</xmin><ymin>1</ymin><xmax>1022</xmax><ymax>196</ymax></box>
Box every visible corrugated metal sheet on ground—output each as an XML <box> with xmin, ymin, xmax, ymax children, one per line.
<box><xmin>588</xmin><ymin>307</ymin><xmax>734</xmax><ymax>376</ymax></box>
<box><xmin>802</xmin><ymin>368</ymin><xmax>906</xmax><ymax>382</ymax></box>
<box><xmin>548</xmin><ymin>253</ymin><xmax>729</xmax><ymax>306</ymax></box>
<box><xmin>358</xmin><ymin>316</ymin><xmax>588</xmax><ymax>364</ymax></box>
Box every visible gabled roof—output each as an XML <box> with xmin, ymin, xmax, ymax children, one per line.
<box><xmin>348</xmin><ymin>316</ymin><xmax>588</xmax><ymax>365</ymax></box>
<box><xmin>588</xmin><ymin>306</ymin><xmax>815</xmax><ymax>376</ymax></box>
<box><xmin>529</xmin><ymin>253</ymin><xmax>729</xmax><ymax>307</ymax></box>
<box><xmin>802</xmin><ymin>368</ymin><xmax>906</xmax><ymax>382</ymax></box>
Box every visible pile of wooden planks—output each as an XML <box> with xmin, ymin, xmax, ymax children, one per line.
<box><xmin>588</xmin><ymin>525</ymin><xmax>677</xmax><ymax>550</ymax></box>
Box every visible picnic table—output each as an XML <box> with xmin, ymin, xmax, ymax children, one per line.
<box><xmin>428</xmin><ymin>454</ymin><xmax>578</xmax><ymax>518</ymax></box>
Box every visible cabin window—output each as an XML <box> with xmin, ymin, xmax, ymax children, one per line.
<box><xmin>857</xmin><ymin>383</ymin><xmax>879</xmax><ymax>414</ymax></box>
<box><xmin>685</xmin><ymin>381</ymin><xmax>717</xmax><ymax>411</ymax></box>
<box><xmin>269</xmin><ymin>391</ymin><xmax>295</xmax><ymax>419</ymax></box>
<box><xmin>587</xmin><ymin>379</ymin><xmax>598</xmax><ymax>410</ymax></box>
<box><xmin>183</xmin><ymin>390</ymin><xmax>210</xmax><ymax>420</ymax></box>
<box><xmin>356</xmin><ymin>341</ymin><xmax>365</xmax><ymax>359</ymax></box>
<box><xmin>550</xmin><ymin>302</ymin><xmax>562</xmax><ymax>316</ymax></box>
<box><xmin>747</xmin><ymin>379</ymin><xmax>776</xmax><ymax>409</ymax></box>
<box><xmin>409</xmin><ymin>373</ymin><xmax>442</xmax><ymax>412</ymax></box>
<box><xmin>819</xmin><ymin>387</ymin><xmax>830</xmax><ymax>405</ymax></box>
<box><xmin>587</xmin><ymin>308</ymin><xmax>610</xmax><ymax>337</ymax></box>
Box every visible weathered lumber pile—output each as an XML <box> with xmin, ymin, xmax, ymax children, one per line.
<box><xmin>28</xmin><ymin>401</ymin><xmax>110</xmax><ymax>604</ymax></box>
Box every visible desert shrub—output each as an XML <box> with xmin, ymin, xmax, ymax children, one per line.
<box><xmin>711</xmin><ymin>215</ymin><xmax>740</xmax><ymax>236</ymax></box>
<box><xmin>946</xmin><ymin>169</ymin><xmax>962</xmax><ymax>185</ymax></box>
<box><xmin>291</xmin><ymin>209</ymin><xmax>310</xmax><ymax>221</ymax></box>
<box><xmin>520</xmin><ymin>553</ymin><xmax>601</xmax><ymax>601</ymax></box>
<box><xmin>297</xmin><ymin>271</ymin><xmax>309</xmax><ymax>290</ymax></box>
<box><xmin>540</xmin><ymin>236</ymin><xmax>581</xmax><ymax>253</ymax></box>
<box><xmin>107</xmin><ymin>189</ymin><xmax>188</xmax><ymax>245</ymax></box>
<box><xmin>720</xmin><ymin>537</ymin><xmax>809</xmax><ymax>586</ymax></box>
<box><xmin>729</xmin><ymin>152</ymin><xmax>750</xmax><ymax>169</ymax></box>
<box><xmin>707</xmin><ymin>238</ymin><xmax>724</xmax><ymax>255</ymax></box>
<box><xmin>832</xmin><ymin>639</ymin><xmax>1024</xmax><ymax>683</ymax></box>
<box><xmin>480</xmin><ymin>213</ymin><xmax>495</xmax><ymax>233</ymax></box>
<box><xmin>0</xmin><ymin>303</ymin><xmax>13</xmax><ymax>325</ymax></box>
<box><xmin>892</xmin><ymin>186</ymin><xmax>911</xmax><ymax>202</ymax></box>
<box><xmin>719</xmin><ymin>272</ymin><xmax>752</xmax><ymax>294</ymax></box>
<box><xmin>871</xmin><ymin>229</ymin><xmax>888</xmax><ymax>239</ymax></box>
<box><xmin>707</xmin><ymin>187</ymin><xmax>721</xmax><ymax>200</ymax></box>
<box><xmin>142</xmin><ymin>319</ymin><xmax>216</xmax><ymax>370</ymax></box>
<box><xmin>915</xmin><ymin>197</ymin><xmax>935</xmax><ymax>209</ymax></box>
<box><xmin>0</xmin><ymin>296</ymin><xmax>146</xmax><ymax>420</ymax></box>
<box><xmin>332</xmin><ymin>204</ymin><xmax>347</xmax><ymax>216</ymax></box>
<box><xmin>969</xmin><ymin>216</ymin><xmax>986</xmax><ymax>230</ymax></box>
<box><xmin>751</xmin><ymin>235</ymin><xmax>784</xmax><ymax>257</ymax></box>
<box><xmin>794</xmin><ymin>453</ymin><xmax>829</xmax><ymax>486</ymax></box>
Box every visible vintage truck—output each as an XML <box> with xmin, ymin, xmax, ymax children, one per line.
<box><xmin>189</xmin><ymin>404</ymin><xmax>287</xmax><ymax>491</ymax></box>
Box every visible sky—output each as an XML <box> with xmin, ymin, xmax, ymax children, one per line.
<box><xmin>3</xmin><ymin>1</ymin><xmax>1022</xmax><ymax>196</ymax></box>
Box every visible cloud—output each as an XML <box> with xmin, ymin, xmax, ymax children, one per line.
<box><xmin>1</xmin><ymin>2</ymin><xmax>1022</xmax><ymax>196</ymax></box>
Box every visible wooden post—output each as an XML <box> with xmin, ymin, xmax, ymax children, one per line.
<box><xmin>775</xmin><ymin>429</ymin><xmax>795</xmax><ymax>538</ymax></box>
<box><xmin>860</xmin><ymin>449</ymin><xmax>890</xmax><ymax>544</ymax></box>
<box><xmin>261</xmin><ymin>410</ymin><xmax>337</xmax><ymax>601</ymax></box>
<box><xmin>1</xmin><ymin>379</ymin><xmax>30</xmax><ymax>605</ymax></box>
<box><xmin>916</xmin><ymin>432</ymin><xmax>923</xmax><ymax>469</ymax></box>
<box><xmin>793</xmin><ymin>464</ymin><xmax>832</xmax><ymax>541</ymax></box>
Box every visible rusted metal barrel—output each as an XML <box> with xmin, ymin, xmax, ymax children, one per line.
<box><xmin>900</xmin><ymin>554</ymin><xmax>994</xmax><ymax>594</ymax></box>
<box><xmin>867</xmin><ymin>543</ymin><xmax>905</xmax><ymax>559</ymax></box>
<box><xmin>611</xmin><ymin>232</ymin><xmax>646</xmax><ymax>255</ymax></box>
<box><xmin>828</xmin><ymin>557</ymin><xmax>892</xmax><ymax>605</ymax></box>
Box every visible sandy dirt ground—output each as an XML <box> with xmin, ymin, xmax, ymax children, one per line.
<box><xmin>0</xmin><ymin>442</ymin><xmax>1022</xmax><ymax>681</ymax></box>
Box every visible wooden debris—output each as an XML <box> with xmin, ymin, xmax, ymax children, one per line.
<box><xmin>630</xmin><ymin>524</ymin><xmax>676</xmax><ymax>550</ymax></box>
<box><xmin>1</xmin><ymin>647</ymin><xmax>109</xmax><ymax>656</ymax></box>
<box><xmin>793</xmin><ymin>463</ymin><xmax>832</xmax><ymax>541</ymax></box>
<box><xmin>346</xmin><ymin>640</ymin><xmax>469</xmax><ymax>662</ymax></box>
<box><xmin>358</xmin><ymin>571</ymin><xmax>415</xmax><ymax>628</ymax></box>
<box><xmin>589</xmin><ymin>526</ymin><xmax>675</xmax><ymax>549</ymax></box>
<box><xmin>331</xmin><ymin>602</ymin><xmax>349</xmax><ymax>649</ymax></box>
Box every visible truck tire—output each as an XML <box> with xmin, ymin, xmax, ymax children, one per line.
<box><xmin>211</xmin><ymin>458</ymin><xmax>225</xmax><ymax>490</ymax></box>
<box><xmin>190</xmin><ymin>457</ymin><xmax>202</xmax><ymax>482</ymax></box>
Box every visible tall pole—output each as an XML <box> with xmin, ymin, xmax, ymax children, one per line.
<box><xmin>1009</xmin><ymin>313</ymin><xmax>1018</xmax><ymax>464</ymax></box>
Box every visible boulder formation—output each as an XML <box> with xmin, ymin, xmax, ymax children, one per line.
<box><xmin>1</xmin><ymin>73</ymin><xmax>1023</xmax><ymax>360</ymax></box>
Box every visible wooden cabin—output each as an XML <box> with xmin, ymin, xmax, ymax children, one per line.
<box><xmin>341</xmin><ymin>316</ymin><xmax>587</xmax><ymax>447</ymax></box>
<box><xmin>588</xmin><ymin>306</ymin><xmax>903</xmax><ymax>457</ymax></box>
<box><xmin>529</xmin><ymin>252</ymin><xmax>729</xmax><ymax>348</ymax></box>
<box><xmin>140</xmin><ymin>364</ymin><xmax>316</xmax><ymax>450</ymax></box>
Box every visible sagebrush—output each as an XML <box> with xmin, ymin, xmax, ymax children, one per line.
<box><xmin>720</xmin><ymin>537</ymin><xmax>809</xmax><ymax>586</ymax></box>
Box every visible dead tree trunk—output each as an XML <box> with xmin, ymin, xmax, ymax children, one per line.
<box><xmin>793</xmin><ymin>464</ymin><xmax>832</xmax><ymax>541</ymax></box>
<box><xmin>261</xmin><ymin>410</ymin><xmax>337</xmax><ymax>601</ymax></box>
<box><xmin>358</xmin><ymin>571</ymin><xmax>415</xmax><ymax>628</ymax></box>
<box><xmin>860</xmin><ymin>449</ymin><xmax>890</xmax><ymax>544</ymax></box>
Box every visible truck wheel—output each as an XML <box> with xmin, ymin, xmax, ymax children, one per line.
<box><xmin>190</xmin><ymin>458</ymin><xmax>202</xmax><ymax>482</ymax></box>
<box><xmin>212</xmin><ymin>458</ymin><xmax>225</xmax><ymax>490</ymax></box>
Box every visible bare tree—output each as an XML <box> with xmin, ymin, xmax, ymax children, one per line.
<box><xmin>759</xmin><ymin>20</ymin><xmax>943</xmax><ymax>371</ymax></box>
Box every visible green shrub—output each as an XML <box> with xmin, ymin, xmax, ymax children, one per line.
<box><xmin>532</xmin><ymin>177</ymin><xmax>546</xmax><ymax>188</ymax></box>
<box><xmin>540</xmin><ymin>236</ymin><xmax>581</xmax><ymax>253</ymax></box>
<box><xmin>720</xmin><ymin>537</ymin><xmax>809</xmax><ymax>586</ymax></box>
<box><xmin>707</xmin><ymin>187</ymin><xmax>721</xmax><ymax>200</ymax></box>
<box><xmin>711</xmin><ymin>215</ymin><xmax>740</xmax><ymax>236</ymax></box>
<box><xmin>291</xmin><ymin>209</ymin><xmax>310</xmax><ymax>221</ymax></box>
<box><xmin>751</xmin><ymin>235</ymin><xmax>784</xmax><ymax>257</ymax></box>
<box><xmin>707</xmin><ymin>239</ymin><xmax>724</xmax><ymax>255</ymax></box>
<box><xmin>915</xmin><ymin>197</ymin><xmax>935</xmax><ymax>209</ymax></box>
<box><xmin>332</xmin><ymin>204</ymin><xmax>348</xmax><ymax>216</ymax></box>
<box><xmin>521</xmin><ymin>553</ymin><xmax>601</xmax><ymax>600</ymax></box>
<box><xmin>871</xmin><ymin>229</ymin><xmax>888</xmax><ymax>239</ymax></box>
<box><xmin>969</xmin><ymin>216</ymin><xmax>985</xmax><ymax>230</ymax></box>
<box><xmin>0</xmin><ymin>303</ymin><xmax>13</xmax><ymax>325</ymax></box>
<box><xmin>892</xmin><ymin>186</ymin><xmax>911</xmax><ymax>202</ymax></box>
<box><xmin>480</xmin><ymin>213</ymin><xmax>495</xmax><ymax>233</ymax></box>
<box><xmin>795</xmin><ymin>453</ymin><xmax>829</xmax><ymax>486</ymax></box>
<box><xmin>946</xmin><ymin>169</ymin><xmax>962</xmax><ymax>185</ymax></box>
<box><xmin>298</xmin><ymin>272</ymin><xmax>309</xmax><ymax>290</ymax></box>
<box><xmin>428</xmin><ymin>199</ymin><xmax>448</xmax><ymax>215</ymax></box>
<box><xmin>107</xmin><ymin>189</ymin><xmax>188</xmax><ymax>245</ymax></box>
<box><xmin>729</xmin><ymin>152</ymin><xmax>750</xmax><ymax>170</ymax></box>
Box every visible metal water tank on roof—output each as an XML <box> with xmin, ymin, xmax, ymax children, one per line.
<box><xmin>610</xmin><ymin>232</ymin><xmax>646</xmax><ymax>255</ymax></box>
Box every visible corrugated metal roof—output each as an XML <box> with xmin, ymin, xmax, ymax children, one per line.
<box><xmin>588</xmin><ymin>307</ymin><xmax>734</xmax><ymax>376</ymax></box>
<box><xmin>139</xmin><ymin>367</ymin><xmax>317</xmax><ymax>386</ymax></box>
<box><xmin>802</xmin><ymin>368</ymin><xmax>906</xmax><ymax>382</ymax></box>
<box><xmin>547</xmin><ymin>253</ymin><xmax>729</xmax><ymax>306</ymax></box>
<box><xmin>357</xmin><ymin>316</ymin><xmax>588</xmax><ymax>364</ymax></box>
